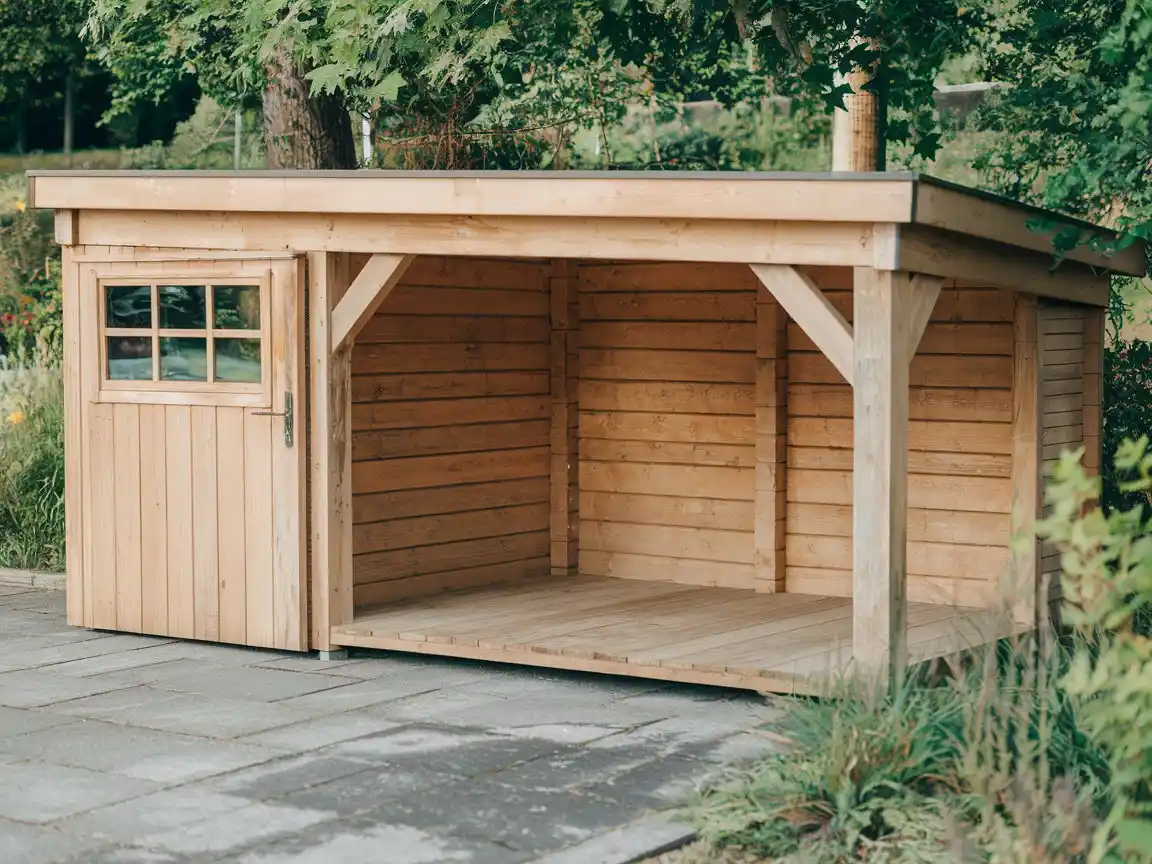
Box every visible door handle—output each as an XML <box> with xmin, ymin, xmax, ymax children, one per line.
<box><xmin>253</xmin><ymin>391</ymin><xmax>294</xmax><ymax>448</ymax></box>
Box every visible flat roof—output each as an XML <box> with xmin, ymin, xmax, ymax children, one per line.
<box><xmin>26</xmin><ymin>170</ymin><xmax>1146</xmax><ymax>276</ymax></box>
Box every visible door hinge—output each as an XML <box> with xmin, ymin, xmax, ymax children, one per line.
<box><xmin>254</xmin><ymin>391</ymin><xmax>294</xmax><ymax>448</ymax></box>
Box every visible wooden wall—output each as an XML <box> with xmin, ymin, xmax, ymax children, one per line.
<box><xmin>1037</xmin><ymin>301</ymin><xmax>1091</xmax><ymax>606</ymax></box>
<box><xmin>785</xmin><ymin>271</ymin><xmax>1014</xmax><ymax>608</ymax></box>
<box><xmin>350</xmin><ymin>257</ymin><xmax>553</xmax><ymax>607</ymax></box>
<box><xmin>576</xmin><ymin>263</ymin><xmax>760</xmax><ymax>589</ymax></box>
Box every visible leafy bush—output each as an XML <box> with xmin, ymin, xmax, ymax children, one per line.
<box><xmin>0</xmin><ymin>361</ymin><xmax>65</xmax><ymax>571</ymax></box>
<box><xmin>1039</xmin><ymin>442</ymin><xmax>1152</xmax><ymax>860</ymax></box>
<box><xmin>691</xmin><ymin>443</ymin><xmax>1152</xmax><ymax>864</ymax></box>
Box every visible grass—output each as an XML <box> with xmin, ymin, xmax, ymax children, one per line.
<box><xmin>0</xmin><ymin>362</ymin><xmax>65</xmax><ymax>571</ymax></box>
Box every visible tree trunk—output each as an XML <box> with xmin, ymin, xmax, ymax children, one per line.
<box><xmin>63</xmin><ymin>69</ymin><xmax>75</xmax><ymax>166</ymax></box>
<box><xmin>263</xmin><ymin>46</ymin><xmax>357</xmax><ymax>170</ymax></box>
<box><xmin>831</xmin><ymin>39</ymin><xmax>884</xmax><ymax>172</ymax></box>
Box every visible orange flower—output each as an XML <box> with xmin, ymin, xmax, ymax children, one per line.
<box><xmin>7</xmin><ymin>411</ymin><xmax>25</xmax><ymax>425</ymax></box>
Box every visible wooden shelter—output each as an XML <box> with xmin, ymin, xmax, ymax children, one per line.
<box><xmin>28</xmin><ymin>170</ymin><xmax>1140</xmax><ymax>693</ymax></box>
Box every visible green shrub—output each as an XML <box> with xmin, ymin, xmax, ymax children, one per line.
<box><xmin>0</xmin><ymin>362</ymin><xmax>65</xmax><ymax>572</ymax></box>
<box><xmin>1038</xmin><ymin>442</ymin><xmax>1152</xmax><ymax>861</ymax></box>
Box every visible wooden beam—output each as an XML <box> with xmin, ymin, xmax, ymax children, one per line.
<box><xmin>1010</xmin><ymin>293</ymin><xmax>1040</xmax><ymax>627</ymax></box>
<box><xmin>852</xmin><ymin>268</ymin><xmax>915</xmax><ymax>681</ymax></box>
<box><xmin>755</xmin><ymin>290</ymin><xmax>788</xmax><ymax>592</ymax></box>
<box><xmin>308</xmin><ymin>252</ymin><xmax>354</xmax><ymax>651</ymax></box>
<box><xmin>904</xmin><ymin>275</ymin><xmax>943</xmax><ymax>364</ymax></box>
<box><xmin>75</xmin><ymin>210</ymin><xmax>879</xmax><ymax>268</ymax></box>
<box><xmin>30</xmin><ymin>172</ymin><xmax>918</xmax><ymax>223</ymax></box>
<box><xmin>752</xmin><ymin>264</ymin><xmax>855</xmax><ymax>385</ymax></box>
<box><xmin>550</xmin><ymin>261</ymin><xmax>580</xmax><ymax>574</ymax></box>
<box><xmin>330</xmin><ymin>253</ymin><xmax>413</xmax><ymax>351</ymax></box>
<box><xmin>54</xmin><ymin>209</ymin><xmax>79</xmax><ymax>246</ymax></box>
<box><xmin>913</xmin><ymin>180</ymin><xmax>1146</xmax><ymax>277</ymax></box>
<box><xmin>1082</xmin><ymin>307</ymin><xmax>1104</xmax><ymax>476</ymax></box>
<box><xmin>897</xmin><ymin>225</ymin><xmax>1111</xmax><ymax>306</ymax></box>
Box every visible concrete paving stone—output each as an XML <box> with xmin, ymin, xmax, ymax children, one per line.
<box><xmin>88</xmin><ymin>658</ymin><xmax>233</xmax><ymax>687</ymax></box>
<box><xmin>0</xmin><ymin>761</ymin><xmax>159</xmax><ymax>822</ymax></box>
<box><xmin>58</xmin><ymin>848</ymin><xmax>193</xmax><ymax>864</ymax></box>
<box><xmin>326</xmin><ymin>724</ymin><xmax>571</xmax><ymax>779</ymax></box>
<box><xmin>91</xmin><ymin>640</ymin><xmax>295</xmax><ymax>668</ymax></box>
<box><xmin>585</xmin><ymin>708</ymin><xmax>774</xmax><ymax>756</ymax></box>
<box><xmin>490</xmin><ymin>723</ymin><xmax>622</xmax><ymax>745</ymax></box>
<box><xmin>0</xmin><ymin>585</ymin><xmax>35</xmax><ymax>596</ymax></box>
<box><xmin>486</xmin><ymin>739</ymin><xmax>662</xmax><ymax>793</ymax></box>
<box><xmin>0</xmin><ymin>816</ymin><xmax>110</xmax><ymax>864</ymax></box>
<box><xmin>458</xmin><ymin>668</ymin><xmax>670</xmax><ymax>700</ymax></box>
<box><xmin>235</xmin><ymin>821</ymin><xmax>530</xmax><ymax>864</ymax></box>
<box><xmin>375</xmin><ymin>688</ymin><xmax>670</xmax><ymax>729</ymax></box>
<box><xmin>136</xmin><ymin>801</ymin><xmax>331</xmax><ymax>856</ymax></box>
<box><xmin>254</xmin><ymin>655</ymin><xmax>378</xmax><ymax>678</ymax></box>
<box><xmin>365</xmin><ymin>779</ymin><xmax>635</xmax><ymax>857</ymax></box>
<box><xmin>0</xmin><ymin>703</ymin><xmax>79</xmax><ymax>738</ymax></box>
<box><xmin>49</xmin><ymin>685</ymin><xmax>317</xmax><ymax>738</ymax></box>
<box><xmin>0</xmin><ymin>667</ymin><xmax>137</xmax><ymax>708</ymax></box>
<box><xmin>273</xmin><ymin>674</ymin><xmax>447</xmax><ymax>716</ymax></box>
<box><xmin>0</xmin><ymin>634</ymin><xmax>178</xmax><ymax>673</ymax></box>
<box><xmin>532</xmin><ymin>813</ymin><xmax>696</xmax><ymax>864</ymax></box>
<box><xmin>141</xmin><ymin>664</ymin><xmax>350</xmax><ymax>703</ymax></box>
<box><xmin>203</xmin><ymin>752</ymin><xmax>378</xmax><ymax>801</ymax></box>
<box><xmin>0</xmin><ymin>591</ymin><xmax>67</xmax><ymax>613</ymax></box>
<box><xmin>42</xmin><ymin>643</ymin><xmax>195</xmax><ymax>678</ymax></box>
<box><xmin>56</xmin><ymin>787</ymin><xmax>254</xmax><ymax>846</ymax></box>
<box><xmin>274</xmin><ymin>765</ymin><xmax>436</xmax><ymax>818</ymax></box>
<box><xmin>582</xmin><ymin>753</ymin><xmax>719</xmax><ymax>809</ymax></box>
<box><xmin>236</xmin><ymin>711</ymin><xmax>405</xmax><ymax>752</ymax></box>
<box><xmin>682</xmin><ymin>729</ymin><xmax>784</xmax><ymax>765</ymax></box>
<box><xmin>1</xmin><ymin>717</ymin><xmax>283</xmax><ymax>783</ymax></box>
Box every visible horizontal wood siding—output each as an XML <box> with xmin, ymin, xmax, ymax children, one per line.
<box><xmin>578</xmin><ymin>263</ymin><xmax>758</xmax><ymax>589</ymax></box>
<box><xmin>787</xmin><ymin>270</ymin><xmax>1014</xmax><ymax>607</ymax></box>
<box><xmin>351</xmin><ymin>256</ymin><xmax>552</xmax><ymax>606</ymax></box>
<box><xmin>1038</xmin><ymin>302</ymin><xmax>1089</xmax><ymax>609</ymax></box>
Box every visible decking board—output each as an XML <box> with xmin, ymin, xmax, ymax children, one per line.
<box><xmin>334</xmin><ymin>574</ymin><xmax>1018</xmax><ymax>694</ymax></box>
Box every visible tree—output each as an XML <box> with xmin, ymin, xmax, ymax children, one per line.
<box><xmin>87</xmin><ymin>0</ymin><xmax>979</xmax><ymax>170</ymax></box>
<box><xmin>0</xmin><ymin>0</ymin><xmax>88</xmax><ymax>156</ymax></box>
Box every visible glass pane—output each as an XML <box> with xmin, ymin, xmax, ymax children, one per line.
<box><xmin>105</xmin><ymin>286</ymin><xmax>151</xmax><ymax>329</ymax></box>
<box><xmin>214</xmin><ymin>285</ymin><xmax>260</xmax><ymax>330</ymax></box>
<box><xmin>159</xmin><ymin>337</ymin><xmax>208</xmax><ymax>381</ymax></box>
<box><xmin>107</xmin><ymin>336</ymin><xmax>152</xmax><ymax>380</ymax></box>
<box><xmin>158</xmin><ymin>285</ymin><xmax>206</xmax><ymax>329</ymax></box>
<box><xmin>215</xmin><ymin>338</ymin><xmax>262</xmax><ymax>383</ymax></box>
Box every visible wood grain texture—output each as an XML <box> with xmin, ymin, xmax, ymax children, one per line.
<box><xmin>1010</xmin><ymin>294</ymin><xmax>1040</xmax><ymax>626</ymax></box>
<box><xmin>578</xmin><ymin>262</ymin><xmax>756</xmax><ymax>589</ymax></box>
<box><xmin>350</xmin><ymin>257</ymin><xmax>552</xmax><ymax>605</ymax></box>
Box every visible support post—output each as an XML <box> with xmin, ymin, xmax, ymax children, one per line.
<box><xmin>1010</xmin><ymin>293</ymin><xmax>1040</xmax><ymax>627</ymax></box>
<box><xmin>309</xmin><ymin>252</ymin><xmax>354</xmax><ymax>651</ymax></box>
<box><xmin>1082</xmin><ymin>307</ymin><xmax>1104</xmax><ymax>478</ymax></box>
<box><xmin>755</xmin><ymin>290</ymin><xmax>788</xmax><ymax>591</ymax></box>
<box><xmin>852</xmin><ymin>268</ymin><xmax>916</xmax><ymax>681</ymax></box>
<box><xmin>550</xmin><ymin>260</ymin><xmax>579</xmax><ymax>574</ymax></box>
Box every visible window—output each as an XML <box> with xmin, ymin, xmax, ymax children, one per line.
<box><xmin>101</xmin><ymin>276</ymin><xmax>268</xmax><ymax>394</ymax></box>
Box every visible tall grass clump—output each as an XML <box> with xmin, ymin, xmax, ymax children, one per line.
<box><xmin>0</xmin><ymin>359</ymin><xmax>65</xmax><ymax>571</ymax></box>
<box><xmin>690</xmin><ymin>442</ymin><xmax>1152</xmax><ymax>864</ymax></box>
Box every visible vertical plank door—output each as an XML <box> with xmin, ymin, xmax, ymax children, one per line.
<box><xmin>71</xmin><ymin>254</ymin><xmax>308</xmax><ymax>651</ymax></box>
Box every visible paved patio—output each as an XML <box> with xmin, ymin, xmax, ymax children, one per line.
<box><xmin>0</xmin><ymin>585</ymin><xmax>778</xmax><ymax>863</ymax></box>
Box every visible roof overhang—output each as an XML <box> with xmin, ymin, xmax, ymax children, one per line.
<box><xmin>26</xmin><ymin>170</ymin><xmax>1146</xmax><ymax>285</ymax></box>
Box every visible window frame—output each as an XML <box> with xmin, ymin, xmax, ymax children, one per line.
<box><xmin>97</xmin><ymin>271</ymin><xmax>272</xmax><ymax>407</ymax></box>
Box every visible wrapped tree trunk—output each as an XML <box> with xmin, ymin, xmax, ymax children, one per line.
<box><xmin>263</xmin><ymin>45</ymin><xmax>357</xmax><ymax>170</ymax></box>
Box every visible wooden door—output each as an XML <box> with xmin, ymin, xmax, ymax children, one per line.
<box><xmin>68</xmin><ymin>253</ymin><xmax>308</xmax><ymax>651</ymax></box>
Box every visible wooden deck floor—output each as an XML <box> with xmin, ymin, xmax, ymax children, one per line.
<box><xmin>333</xmin><ymin>575</ymin><xmax>1018</xmax><ymax>694</ymax></box>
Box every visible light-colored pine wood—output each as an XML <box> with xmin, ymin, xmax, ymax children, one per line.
<box><xmin>751</xmin><ymin>264</ymin><xmax>854</xmax><ymax>385</ymax></box>
<box><xmin>789</xmin><ymin>382</ymin><xmax>1010</xmax><ymax>423</ymax></box>
<box><xmin>138</xmin><ymin>404</ymin><xmax>168</xmax><ymax>634</ymax></box>
<box><xmin>310</xmin><ymin>252</ymin><xmax>354</xmax><ymax>651</ymax></box>
<box><xmin>852</xmin><ymin>268</ymin><xmax>916</xmax><ymax>681</ymax></box>
<box><xmin>330</xmin><ymin>574</ymin><xmax>1020</xmax><ymax>695</ymax></box>
<box><xmin>905</xmin><ymin>276</ymin><xmax>943</xmax><ymax>364</ymax></box>
<box><xmin>244</xmin><ymin>411</ymin><xmax>275</xmax><ymax>647</ymax></box>
<box><xmin>330</xmin><ymin>253</ymin><xmax>414</xmax><ymax>350</ymax></box>
<box><xmin>550</xmin><ymin>260</ymin><xmax>580</xmax><ymax>573</ymax></box>
<box><xmin>165</xmin><ymin>405</ymin><xmax>195</xmax><ymax>638</ymax></box>
<box><xmin>61</xmin><ymin>247</ymin><xmax>84</xmax><ymax>626</ymax></box>
<box><xmin>216</xmin><ymin>407</ymin><xmax>248</xmax><ymax>644</ymax></box>
<box><xmin>88</xmin><ymin>403</ymin><xmax>117</xmax><ymax>629</ymax></box>
<box><xmin>112</xmin><ymin>404</ymin><xmax>143</xmax><ymax>632</ymax></box>
<box><xmin>190</xmin><ymin>406</ymin><xmax>220</xmax><ymax>642</ymax></box>
<box><xmin>755</xmin><ymin>292</ymin><xmax>787</xmax><ymax>591</ymax></box>
<box><xmin>1011</xmin><ymin>294</ymin><xmax>1040</xmax><ymax>626</ymax></box>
